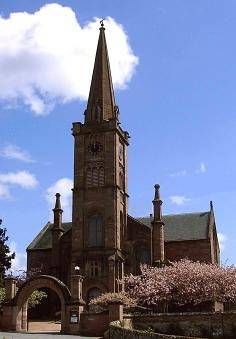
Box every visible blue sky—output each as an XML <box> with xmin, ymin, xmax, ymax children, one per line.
<box><xmin>0</xmin><ymin>0</ymin><xmax>236</xmax><ymax>268</ymax></box>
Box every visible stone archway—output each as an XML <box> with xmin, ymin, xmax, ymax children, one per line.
<box><xmin>2</xmin><ymin>275</ymin><xmax>71</xmax><ymax>333</ymax></box>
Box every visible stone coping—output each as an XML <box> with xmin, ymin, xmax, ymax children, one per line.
<box><xmin>124</xmin><ymin>310</ymin><xmax>236</xmax><ymax>317</ymax></box>
<box><xmin>109</xmin><ymin>321</ymin><xmax>205</xmax><ymax>339</ymax></box>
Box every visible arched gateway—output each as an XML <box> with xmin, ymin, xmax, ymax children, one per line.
<box><xmin>1</xmin><ymin>274</ymin><xmax>123</xmax><ymax>336</ymax></box>
<box><xmin>1</xmin><ymin>275</ymin><xmax>82</xmax><ymax>333</ymax></box>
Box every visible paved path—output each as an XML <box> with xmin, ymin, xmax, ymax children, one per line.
<box><xmin>0</xmin><ymin>333</ymin><xmax>101</xmax><ymax>339</ymax></box>
<box><xmin>28</xmin><ymin>321</ymin><xmax>61</xmax><ymax>333</ymax></box>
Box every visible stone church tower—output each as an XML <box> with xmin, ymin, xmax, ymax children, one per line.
<box><xmin>71</xmin><ymin>23</ymin><xmax>129</xmax><ymax>299</ymax></box>
<box><xmin>27</xmin><ymin>22</ymin><xmax>220</xmax><ymax>307</ymax></box>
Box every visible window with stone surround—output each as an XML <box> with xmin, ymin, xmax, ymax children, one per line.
<box><xmin>135</xmin><ymin>245</ymin><xmax>150</xmax><ymax>274</ymax></box>
<box><xmin>86</xmin><ymin>165</ymin><xmax>104</xmax><ymax>187</ymax></box>
<box><xmin>88</xmin><ymin>215</ymin><xmax>103</xmax><ymax>247</ymax></box>
<box><xmin>92</xmin><ymin>167</ymin><xmax>98</xmax><ymax>186</ymax></box>
<box><xmin>88</xmin><ymin>261</ymin><xmax>99</xmax><ymax>277</ymax></box>
<box><xmin>120</xmin><ymin>211</ymin><xmax>124</xmax><ymax>245</ymax></box>
<box><xmin>98</xmin><ymin>166</ymin><xmax>105</xmax><ymax>186</ymax></box>
<box><xmin>119</xmin><ymin>170</ymin><xmax>124</xmax><ymax>191</ymax></box>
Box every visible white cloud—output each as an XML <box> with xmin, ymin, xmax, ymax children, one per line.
<box><xmin>170</xmin><ymin>169</ymin><xmax>187</xmax><ymax>177</ymax></box>
<box><xmin>9</xmin><ymin>242</ymin><xmax>27</xmax><ymax>272</ymax></box>
<box><xmin>218</xmin><ymin>233</ymin><xmax>227</xmax><ymax>251</ymax></box>
<box><xmin>170</xmin><ymin>195</ymin><xmax>191</xmax><ymax>206</ymax></box>
<box><xmin>46</xmin><ymin>178</ymin><xmax>73</xmax><ymax>221</ymax></box>
<box><xmin>0</xmin><ymin>183</ymin><xmax>10</xmax><ymax>199</ymax></box>
<box><xmin>0</xmin><ymin>170</ymin><xmax>38</xmax><ymax>189</ymax></box>
<box><xmin>0</xmin><ymin>144</ymin><xmax>34</xmax><ymax>162</ymax></box>
<box><xmin>196</xmin><ymin>162</ymin><xmax>206</xmax><ymax>173</ymax></box>
<box><xmin>0</xmin><ymin>4</ymin><xmax>138</xmax><ymax>115</ymax></box>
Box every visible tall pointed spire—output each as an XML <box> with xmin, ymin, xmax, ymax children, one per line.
<box><xmin>85</xmin><ymin>21</ymin><xmax>117</xmax><ymax>123</ymax></box>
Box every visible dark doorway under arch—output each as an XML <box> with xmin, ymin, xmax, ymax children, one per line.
<box><xmin>27</xmin><ymin>287</ymin><xmax>61</xmax><ymax>333</ymax></box>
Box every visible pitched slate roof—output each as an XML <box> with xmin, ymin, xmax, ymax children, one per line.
<box><xmin>27</xmin><ymin>222</ymin><xmax>72</xmax><ymax>250</ymax></box>
<box><xmin>137</xmin><ymin>211</ymin><xmax>210</xmax><ymax>242</ymax></box>
<box><xmin>27</xmin><ymin>211</ymin><xmax>210</xmax><ymax>250</ymax></box>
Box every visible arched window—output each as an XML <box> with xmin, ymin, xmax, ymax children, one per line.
<box><xmin>98</xmin><ymin>166</ymin><xmax>105</xmax><ymax>186</ymax></box>
<box><xmin>87</xmin><ymin>166</ymin><xmax>104</xmax><ymax>187</ymax></box>
<box><xmin>86</xmin><ymin>287</ymin><xmax>102</xmax><ymax>311</ymax></box>
<box><xmin>135</xmin><ymin>245</ymin><xmax>150</xmax><ymax>274</ymax></box>
<box><xmin>120</xmin><ymin>211</ymin><xmax>124</xmax><ymax>245</ymax></box>
<box><xmin>88</xmin><ymin>215</ymin><xmax>103</xmax><ymax>247</ymax></box>
<box><xmin>119</xmin><ymin>171</ymin><xmax>124</xmax><ymax>191</ymax></box>
<box><xmin>92</xmin><ymin>167</ymin><xmax>98</xmax><ymax>186</ymax></box>
<box><xmin>87</xmin><ymin>287</ymin><xmax>102</xmax><ymax>303</ymax></box>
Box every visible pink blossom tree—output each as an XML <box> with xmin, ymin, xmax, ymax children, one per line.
<box><xmin>123</xmin><ymin>260</ymin><xmax>236</xmax><ymax>311</ymax></box>
<box><xmin>90</xmin><ymin>260</ymin><xmax>236</xmax><ymax>312</ymax></box>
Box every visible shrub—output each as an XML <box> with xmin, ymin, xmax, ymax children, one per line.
<box><xmin>90</xmin><ymin>291</ymin><xmax>137</xmax><ymax>309</ymax></box>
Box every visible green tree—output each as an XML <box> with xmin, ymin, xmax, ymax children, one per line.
<box><xmin>27</xmin><ymin>290</ymin><xmax>47</xmax><ymax>308</ymax></box>
<box><xmin>0</xmin><ymin>287</ymin><xmax>47</xmax><ymax>309</ymax></box>
<box><xmin>0</xmin><ymin>287</ymin><xmax>6</xmax><ymax>305</ymax></box>
<box><xmin>0</xmin><ymin>219</ymin><xmax>15</xmax><ymax>286</ymax></box>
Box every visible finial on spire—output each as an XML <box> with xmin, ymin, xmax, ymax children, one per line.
<box><xmin>100</xmin><ymin>18</ymin><xmax>105</xmax><ymax>29</ymax></box>
<box><xmin>210</xmin><ymin>200</ymin><xmax>213</xmax><ymax>211</ymax></box>
<box><xmin>52</xmin><ymin>192</ymin><xmax>63</xmax><ymax>234</ymax></box>
<box><xmin>54</xmin><ymin>192</ymin><xmax>62</xmax><ymax>211</ymax></box>
<box><xmin>152</xmin><ymin>184</ymin><xmax>163</xmax><ymax>222</ymax></box>
<box><xmin>154</xmin><ymin>184</ymin><xmax>161</xmax><ymax>200</ymax></box>
<box><xmin>151</xmin><ymin>184</ymin><xmax>165</xmax><ymax>263</ymax></box>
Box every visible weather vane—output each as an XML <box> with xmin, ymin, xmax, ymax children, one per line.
<box><xmin>100</xmin><ymin>18</ymin><xmax>105</xmax><ymax>28</ymax></box>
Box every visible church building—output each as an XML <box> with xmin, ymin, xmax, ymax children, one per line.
<box><xmin>27</xmin><ymin>23</ymin><xmax>220</xmax><ymax>304</ymax></box>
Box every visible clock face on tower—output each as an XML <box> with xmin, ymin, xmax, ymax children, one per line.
<box><xmin>88</xmin><ymin>141</ymin><xmax>103</xmax><ymax>156</ymax></box>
